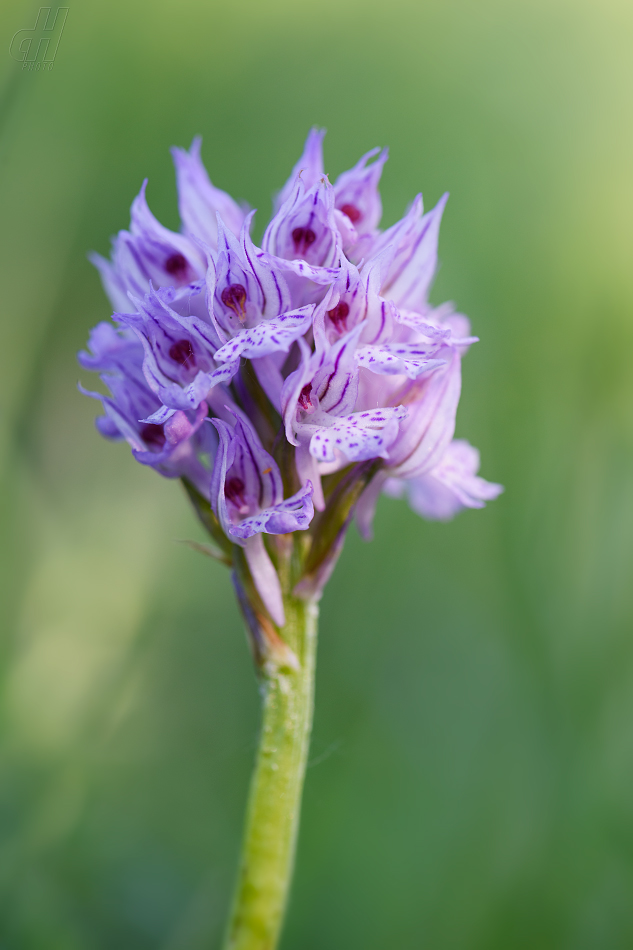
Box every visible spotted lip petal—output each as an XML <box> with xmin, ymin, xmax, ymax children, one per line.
<box><xmin>213</xmin><ymin>306</ymin><xmax>314</xmax><ymax>363</ymax></box>
<box><xmin>356</xmin><ymin>342</ymin><xmax>446</xmax><ymax>379</ymax></box>
<box><xmin>308</xmin><ymin>405</ymin><xmax>408</xmax><ymax>464</ymax></box>
<box><xmin>284</xmin><ymin>321</ymin><xmax>407</xmax><ymax>474</ymax></box>
<box><xmin>229</xmin><ymin>482</ymin><xmax>315</xmax><ymax>539</ymax></box>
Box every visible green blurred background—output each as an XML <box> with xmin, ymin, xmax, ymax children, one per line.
<box><xmin>1</xmin><ymin>0</ymin><xmax>633</xmax><ymax>946</ymax></box>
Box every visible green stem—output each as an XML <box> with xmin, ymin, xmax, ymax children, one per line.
<box><xmin>222</xmin><ymin>595</ymin><xmax>318</xmax><ymax>950</ymax></box>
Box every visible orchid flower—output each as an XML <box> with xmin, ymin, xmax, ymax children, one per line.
<box><xmin>79</xmin><ymin>130</ymin><xmax>502</xmax><ymax>950</ymax></box>
<box><xmin>78</xmin><ymin>321</ymin><xmax>212</xmax><ymax>494</ymax></box>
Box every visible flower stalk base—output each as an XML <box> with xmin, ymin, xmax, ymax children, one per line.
<box><xmin>222</xmin><ymin>595</ymin><xmax>318</xmax><ymax>950</ymax></box>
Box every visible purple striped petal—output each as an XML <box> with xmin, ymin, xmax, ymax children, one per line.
<box><xmin>172</xmin><ymin>136</ymin><xmax>246</xmax><ymax>248</ymax></box>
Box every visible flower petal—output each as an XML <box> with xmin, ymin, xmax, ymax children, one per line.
<box><xmin>356</xmin><ymin>343</ymin><xmax>446</xmax><ymax>379</ymax></box>
<box><xmin>309</xmin><ymin>406</ymin><xmax>407</xmax><ymax>463</ymax></box>
<box><xmin>94</xmin><ymin>181</ymin><xmax>206</xmax><ymax>304</ymax></box>
<box><xmin>310</xmin><ymin>323</ymin><xmax>363</xmax><ymax>416</ymax></box>
<box><xmin>172</xmin><ymin>136</ymin><xmax>246</xmax><ymax>247</ymax></box>
<box><xmin>244</xmin><ymin>534</ymin><xmax>285</xmax><ymax>628</ymax></box>
<box><xmin>334</xmin><ymin>146</ymin><xmax>388</xmax><ymax>240</ymax></box>
<box><xmin>119</xmin><ymin>286</ymin><xmax>235</xmax><ymax>411</ymax></box>
<box><xmin>263</xmin><ymin>174</ymin><xmax>340</xmax><ymax>269</ymax></box>
<box><xmin>388</xmin><ymin>439</ymin><xmax>504</xmax><ymax>521</ymax></box>
<box><xmin>274</xmin><ymin>127</ymin><xmax>326</xmax><ymax>213</ymax></box>
<box><xmin>230</xmin><ymin>481</ymin><xmax>314</xmax><ymax>538</ymax></box>
<box><xmin>385</xmin><ymin>351</ymin><xmax>462</xmax><ymax>476</ymax></box>
<box><xmin>213</xmin><ymin>306</ymin><xmax>314</xmax><ymax>363</ymax></box>
<box><xmin>380</xmin><ymin>194</ymin><xmax>448</xmax><ymax>310</ymax></box>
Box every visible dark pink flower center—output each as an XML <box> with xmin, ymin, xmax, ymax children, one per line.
<box><xmin>291</xmin><ymin>227</ymin><xmax>317</xmax><ymax>255</ymax></box>
<box><xmin>164</xmin><ymin>253</ymin><xmax>189</xmax><ymax>279</ymax></box>
<box><xmin>140</xmin><ymin>423</ymin><xmax>166</xmax><ymax>449</ymax></box>
<box><xmin>298</xmin><ymin>383</ymin><xmax>313</xmax><ymax>411</ymax></box>
<box><xmin>340</xmin><ymin>203</ymin><xmax>361</xmax><ymax>224</ymax></box>
<box><xmin>225</xmin><ymin>476</ymin><xmax>246</xmax><ymax>506</ymax></box>
<box><xmin>327</xmin><ymin>301</ymin><xmax>350</xmax><ymax>332</ymax></box>
<box><xmin>221</xmin><ymin>283</ymin><xmax>247</xmax><ymax>319</ymax></box>
<box><xmin>169</xmin><ymin>339</ymin><xmax>196</xmax><ymax>367</ymax></box>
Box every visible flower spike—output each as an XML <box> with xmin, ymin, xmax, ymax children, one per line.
<box><xmin>79</xmin><ymin>129</ymin><xmax>503</xmax><ymax>950</ymax></box>
<box><xmin>83</xmin><ymin>132</ymin><xmax>501</xmax><ymax>550</ymax></box>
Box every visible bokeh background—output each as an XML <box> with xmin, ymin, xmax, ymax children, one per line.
<box><xmin>1</xmin><ymin>0</ymin><xmax>633</xmax><ymax>946</ymax></box>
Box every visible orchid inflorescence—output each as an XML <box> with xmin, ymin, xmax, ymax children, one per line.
<box><xmin>79</xmin><ymin>128</ymin><xmax>502</xmax><ymax>648</ymax></box>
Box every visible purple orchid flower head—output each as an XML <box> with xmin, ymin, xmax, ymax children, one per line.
<box><xmin>78</xmin><ymin>130</ymin><xmax>505</xmax><ymax>950</ymax></box>
<box><xmin>80</xmin><ymin>128</ymin><xmax>502</xmax><ymax>644</ymax></box>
